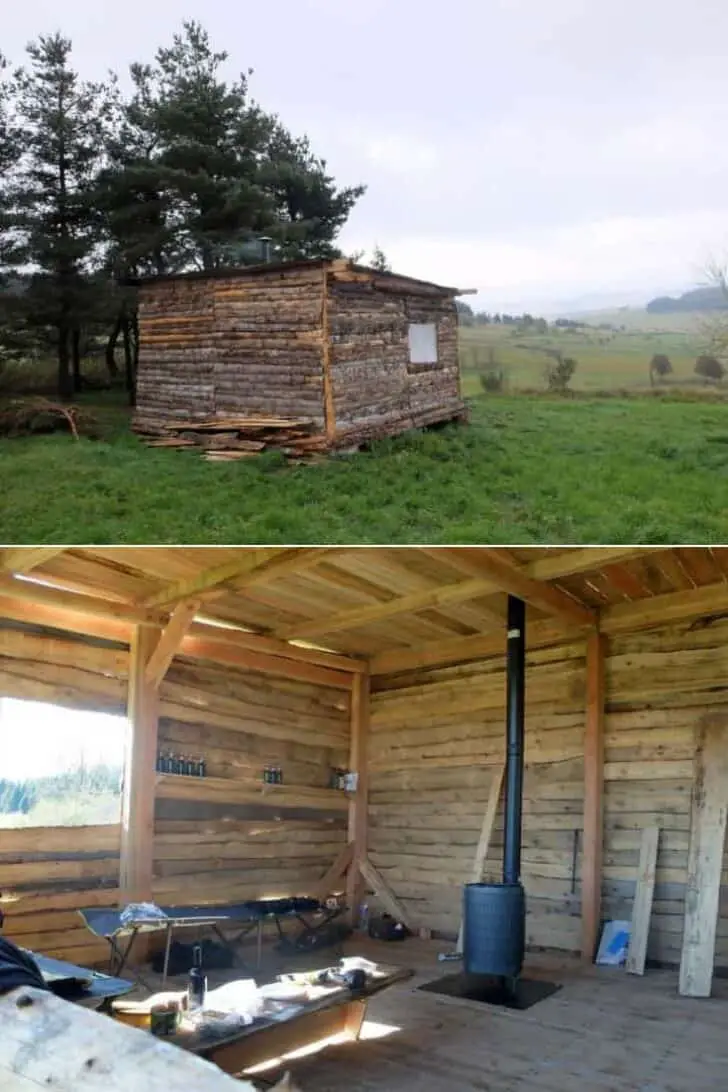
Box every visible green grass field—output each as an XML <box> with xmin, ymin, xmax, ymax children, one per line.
<box><xmin>4</xmin><ymin>392</ymin><xmax>728</xmax><ymax>543</ymax></box>
<box><xmin>459</xmin><ymin>317</ymin><xmax>713</xmax><ymax>394</ymax></box>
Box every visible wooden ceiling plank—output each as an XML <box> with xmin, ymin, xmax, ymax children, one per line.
<box><xmin>274</xmin><ymin>576</ymin><xmax>502</xmax><ymax>642</ymax></box>
<box><xmin>600</xmin><ymin>580</ymin><xmax>728</xmax><ymax>635</ymax></box>
<box><xmin>525</xmin><ymin>547</ymin><xmax>664</xmax><ymax>582</ymax></box>
<box><xmin>141</xmin><ymin>547</ymin><xmax>345</xmax><ymax>608</ymax></box>
<box><xmin>435</xmin><ymin>548</ymin><xmax>596</xmax><ymax>627</ymax></box>
<box><xmin>145</xmin><ymin>599</ymin><xmax>201</xmax><ymax>689</ymax></box>
<box><xmin>0</xmin><ymin>548</ymin><xmax>66</xmax><ymax>574</ymax></box>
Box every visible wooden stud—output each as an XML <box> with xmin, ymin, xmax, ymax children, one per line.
<box><xmin>679</xmin><ymin>714</ymin><xmax>728</xmax><ymax>997</ymax></box>
<box><xmin>119</xmin><ymin>626</ymin><xmax>160</xmax><ymax>904</ymax></box>
<box><xmin>321</xmin><ymin>266</ymin><xmax>336</xmax><ymax>442</ymax></box>
<box><xmin>0</xmin><ymin>548</ymin><xmax>66</xmax><ymax>573</ymax></box>
<box><xmin>346</xmin><ymin>673</ymin><xmax>370</xmax><ymax>922</ymax></box>
<box><xmin>145</xmin><ymin>599</ymin><xmax>201</xmax><ymax>689</ymax></box>
<box><xmin>455</xmin><ymin>762</ymin><xmax>505</xmax><ymax>953</ymax></box>
<box><xmin>581</xmin><ymin>632</ymin><xmax>605</xmax><ymax>963</ymax></box>
<box><xmin>625</xmin><ymin>825</ymin><xmax>660</xmax><ymax>976</ymax></box>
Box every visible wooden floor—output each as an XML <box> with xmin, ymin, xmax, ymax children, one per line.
<box><xmin>269</xmin><ymin>938</ymin><xmax>728</xmax><ymax>1092</ymax></box>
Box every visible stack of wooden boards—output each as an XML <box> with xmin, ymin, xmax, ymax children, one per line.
<box><xmin>134</xmin><ymin>416</ymin><xmax>323</xmax><ymax>462</ymax></box>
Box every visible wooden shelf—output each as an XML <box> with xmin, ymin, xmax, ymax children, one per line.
<box><xmin>154</xmin><ymin>774</ymin><xmax>349</xmax><ymax>813</ymax></box>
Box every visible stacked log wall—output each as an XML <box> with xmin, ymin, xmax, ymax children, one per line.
<box><xmin>134</xmin><ymin>268</ymin><xmax>326</xmax><ymax>430</ymax></box>
<box><xmin>370</xmin><ymin>615</ymin><xmax>728</xmax><ymax>967</ymax></box>
<box><xmin>0</xmin><ymin>624</ymin><xmax>350</xmax><ymax>961</ymax></box>
<box><xmin>328</xmin><ymin>283</ymin><xmax>463</xmax><ymax>443</ymax></box>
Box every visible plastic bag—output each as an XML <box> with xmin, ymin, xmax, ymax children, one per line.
<box><xmin>120</xmin><ymin>902</ymin><xmax>168</xmax><ymax>926</ymax></box>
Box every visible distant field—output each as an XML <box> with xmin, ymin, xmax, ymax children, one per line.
<box><xmin>459</xmin><ymin>311</ymin><xmax>715</xmax><ymax>394</ymax></box>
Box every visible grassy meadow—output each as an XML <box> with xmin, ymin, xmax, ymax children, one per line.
<box><xmin>3</xmin><ymin>307</ymin><xmax>728</xmax><ymax>544</ymax></box>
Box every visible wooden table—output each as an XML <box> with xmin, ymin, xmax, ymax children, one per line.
<box><xmin>166</xmin><ymin>963</ymin><xmax>412</xmax><ymax>1076</ymax></box>
<box><xmin>30</xmin><ymin>951</ymin><xmax>134</xmax><ymax>1009</ymax></box>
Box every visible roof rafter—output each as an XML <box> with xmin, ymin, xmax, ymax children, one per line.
<box><xmin>424</xmin><ymin>548</ymin><xmax>597</xmax><ymax>627</ymax></box>
<box><xmin>141</xmin><ymin>547</ymin><xmax>345</xmax><ymax>608</ymax></box>
<box><xmin>526</xmin><ymin>547</ymin><xmax>665</xmax><ymax>582</ymax></box>
<box><xmin>274</xmin><ymin>575</ymin><xmax>503</xmax><ymax>642</ymax></box>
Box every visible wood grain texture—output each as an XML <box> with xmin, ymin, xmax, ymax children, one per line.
<box><xmin>625</xmin><ymin>825</ymin><xmax>660</xmax><ymax>975</ymax></box>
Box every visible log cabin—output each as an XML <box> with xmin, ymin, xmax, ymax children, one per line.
<box><xmin>3</xmin><ymin>546</ymin><xmax>728</xmax><ymax>1090</ymax></box>
<box><xmin>128</xmin><ymin>260</ymin><xmax>469</xmax><ymax>457</ymax></box>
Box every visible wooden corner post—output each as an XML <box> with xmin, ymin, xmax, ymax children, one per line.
<box><xmin>321</xmin><ymin>265</ymin><xmax>336</xmax><ymax>443</ymax></box>
<box><xmin>120</xmin><ymin>625</ymin><xmax>160</xmax><ymax>903</ymax></box>
<box><xmin>581</xmin><ymin>631</ymin><xmax>605</xmax><ymax>962</ymax></box>
<box><xmin>346</xmin><ymin>671</ymin><xmax>370</xmax><ymax>923</ymax></box>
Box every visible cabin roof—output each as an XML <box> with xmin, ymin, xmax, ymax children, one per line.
<box><xmin>1</xmin><ymin>548</ymin><xmax>726</xmax><ymax>677</ymax></box>
<box><xmin>124</xmin><ymin>258</ymin><xmax>471</xmax><ymax>297</ymax></box>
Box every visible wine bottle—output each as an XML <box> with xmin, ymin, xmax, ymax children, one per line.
<box><xmin>187</xmin><ymin>945</ymin><xmax>207</xmax><ymax>1012</ymax></box>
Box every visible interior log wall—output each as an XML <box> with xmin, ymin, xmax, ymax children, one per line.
<box><xmin>369</xmin><ymin>614</ymin><xmax>728</xmax><ymax>969</ymax></box>
<box><xmin>0</xmin><ymin>624</ymin><xmax>350</xmax><ymax>963</ymax></box>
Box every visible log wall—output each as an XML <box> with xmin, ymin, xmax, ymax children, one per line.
<box><xmin>370</xmin><ymin>615</ymin><xmax>728</xmax><ymax>968</ymax></box>
<box><xmin>0</xmin><ymin>624</ymin><xmax>351</xmax><ymax>963</ymax></box>
<box><xmin>328</xmin><ymin>283</ymin><xmax>463</xmax><ymax>443</ymax></box>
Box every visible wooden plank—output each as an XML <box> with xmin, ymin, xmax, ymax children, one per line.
<box><xmin>455</xmin><ymin>762</ymin><xmax>505</xmax><ymax>952</ymax></box>
<box><xmin>0</xmin><ymin>576</ymin><xmax>162</xmax><ymax>626</ymax></box>
<box><xmin>178</xmin><ymin>635</ymin><xmax>353</xmax><ymax>690</ymax></box>
<box><xmin>119</xmin><ymin>625</ymin><xmax>159</xmax><ymax>903</ymax></box>
<box><xmin>314</xmin><ymin>842</ymin><xmax>354</xmax><ymax>901</ymax></box>
<box><xmin>602</xmin><ymin>581</ymin><xmax>728</xmax><ymax>636</ymax></box>
<box><xmin>679</xmin><ymin>714</ymin><xmax>728</xmax><ymax>997</ymax></box>
<box><xmin>625</xmin><ymin>825</ymin><xmax>660</xmax><ymax>976</ymax></box>
<box><xmin>154</xmin><ymin>773</ymin><xmax>349</xmax><ymax>813</ymax></box>
<box><xmin>142</xmin><ymin>548</ymin><xmax>341</xmax><ymax>607</ymax></box>
<box><xmin>369</xmin><ymin>620</ymin><xmax>577</xmax><ymax>676</ymax></box>
<box><xmin>0</xmin><ymin>987</ymin><xmax>253</xmax><ymax>1090</ymax></box>
<box><xmin>346</xmin><ymin>673</ymin><xmax>370</xmax><ymax>922</ymax></box>
<box><xmin>145</xmin><ymin>599</ymin><xmax>201</xmax><ymax>688</ymax></box>
<box><xmin>581</xmin><ymin>632</ymin><xmax>605</xmax><ymax>962</ymax></box>
<box><xmin>276</xmin><ymin>577</ymin><xmax>504</xmax><ymax>642</ymax></box>
<box><xmin>0</xmin><ymin>548</ymin><xmax>66</xmax><ymax>574</ymax></box>
<box><xmin>526</xmin><ymin>548</ymin><xmax>665</xmax><ymax>582</ymax></box>
<box><xmin>321</xmin><ymin>267</ymin><xmax>336</xmax><ymax>442</ymax></box>
<box><xmin>435</xmin><ymin>549</ymin><xmax>597</xmax><ymax>628</ymax></box>
<box><xmin>359</xmin><ymin>857</ymin><xmax>414</xmax><ymax>929</ymax></box>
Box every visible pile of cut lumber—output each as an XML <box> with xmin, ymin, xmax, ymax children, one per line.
<box><xmin>133</xmin><ymin>416</ymin><xmax>325</xmax><ymax>461</ymax></box>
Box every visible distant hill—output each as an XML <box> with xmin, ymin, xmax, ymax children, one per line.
<box><xmin>647</xmin><ymin>286</ymin><xmax>728</xmax><ymax>314</ymax></box>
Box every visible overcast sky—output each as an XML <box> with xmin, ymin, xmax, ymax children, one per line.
<box><xmin>4</xmin><ymin>0</ymin><xmax>728</xmax><ymax>310</ymax></box>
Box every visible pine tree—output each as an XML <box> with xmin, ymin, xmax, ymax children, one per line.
<box><xmin>8</xmin><ymin>34</ymin><xmax>113</xmax><ymax>397</ymax></box>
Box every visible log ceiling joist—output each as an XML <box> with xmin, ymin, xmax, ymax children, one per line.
<box><xmin>525</xmin><ymin>547</ymin><xmax>665</xmax><ymax>582</ymax></box>
<box><xmin>141</xmin><ymin>547</ymin><xmax>345</xmax><ymax>608</ymax></box>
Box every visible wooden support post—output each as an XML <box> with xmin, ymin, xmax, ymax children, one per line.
<box><xmin>346</xmin><ymin>672</ymin><xmax>369</xmax><ymax>924</ymax></box>
<box><xmin>145</xmin><ymin>598</ymin><xmax>200</xmax><ymax>689</ymax></box>
<box><xmin>120</xmin><ymin>626</ymin><xmax>160</xmax><ymax>904</ymax></box>
<box><xmin>581</xmin><ymin>632</ymin><xmax>605</xmax><ymax>963</ymax></box>
<box><xmin>679</xmin><ymin>715</ymin><xmax>728</xmax><ymax>997</ymax></box>
<box><xmin>625</xmin><ymin>825</ymin><xmax>659</xmax><ymax>976</ymax></box>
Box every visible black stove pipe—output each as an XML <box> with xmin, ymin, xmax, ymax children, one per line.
<box><xmin>503</xmin><ymin>595</ymin><xmax>525</xmax><ymax>886</ymax></box>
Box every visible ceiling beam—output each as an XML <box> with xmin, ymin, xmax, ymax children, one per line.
<box><xmin>600</xmin><ymin>580</ymin><xmax>728</xmax><ymax>635</ymax></box>
<box><xmin>0</xmin><ymin>575</ymin><xmax>162</xmax><ymax>627</ymax></box>
<box><xmin>526</xmin><ymin>547</ymin><xmax>665</xmax><ymax>582</ymax></box>
<box><xmin>370</xmin><ymin>619</ymin><xmax>578</xmax><ymax>676</ymax></box>
<box><xmin>177</xmin><ymin>634</ymin><xmax>353</xmax><ymax>691</ymax></box>
<box><xmin>435</xmin><ymin>548</ymin><xmax>597</xmax><ymax>627</ymax></box>
<box><xmin>274</xmin><ymin>575</ymin><xmax>503</xmax><ymax>642</ymax></box>
<box><xmin>145</xmin><ymin>599</ymin><xmax>201</xmax><ymax>689</ymax></box>
<box><xmin>141</xmin><ymin>547</ymin><xmax>344</xmax><ymax>608</ymax></box>
<box><xmin>0</xmin><ymin>549</ymin><xmax>66</xmax><ymax>574</ymax></box>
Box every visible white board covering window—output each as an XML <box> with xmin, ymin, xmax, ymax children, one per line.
<box><xmin>408</xmin><ymin>322</ymin><xmax>438</xmax><ymax>365</ymax></box>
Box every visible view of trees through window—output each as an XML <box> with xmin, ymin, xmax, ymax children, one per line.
<box><xmin>0</xmin><ymin>698</ymin><xmax>128</xmax><ymax>827</ymax></box>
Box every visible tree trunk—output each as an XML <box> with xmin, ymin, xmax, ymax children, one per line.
<box><xmin>105</xmin><ymin>313</ymin><xmax>122</xmax><ymax>379</ymax></box>
<box><xmin>122</xmin><ymin>314</ymin><xmax>136</xmax><ymax>406</ymax></box>
<box><xmin>57</xmin><ymin>324</ymin><xmax>73</xmax><ymax>401</ymax></box>
<box><xmin>71</xmin><ymin>327</ymin><xmax>82</xmax><ymax>392</ymax></box>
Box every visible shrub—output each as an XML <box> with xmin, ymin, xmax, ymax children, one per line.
<box><xmin>695</xmin><ymin>355</ymin><xmax>725</xmax><ymax>382</ymax></box>
<box><xmin>649</xmin><ymin>354</ymin><xmax>673</xmax><ymax>385</ymax></box>
<box><xmin>543</xmin><ymin>352</ymin><xmax>577</xmax><ymax>393</ymax></box>
<box><xmin>476</xmin><ymin>347</ymin><xmax>507</xmax><ymax>393</ymax></box>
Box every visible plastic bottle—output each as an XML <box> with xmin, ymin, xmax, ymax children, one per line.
<box><xmin>359</xmin><ymin>902</ymin><xmax>369</xmax><ymax>933</ymax></box>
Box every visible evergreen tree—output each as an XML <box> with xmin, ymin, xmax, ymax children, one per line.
<box><xmin>7</xmin><ymin>34</ymin><xmax>114</xmax><ymax>397</ymax></box>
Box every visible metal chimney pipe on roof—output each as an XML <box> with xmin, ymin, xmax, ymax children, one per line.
<box><xmin>503</xmin><ymin>595</ymin><xmax>525</xmax><ymax>885</ymax></box>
